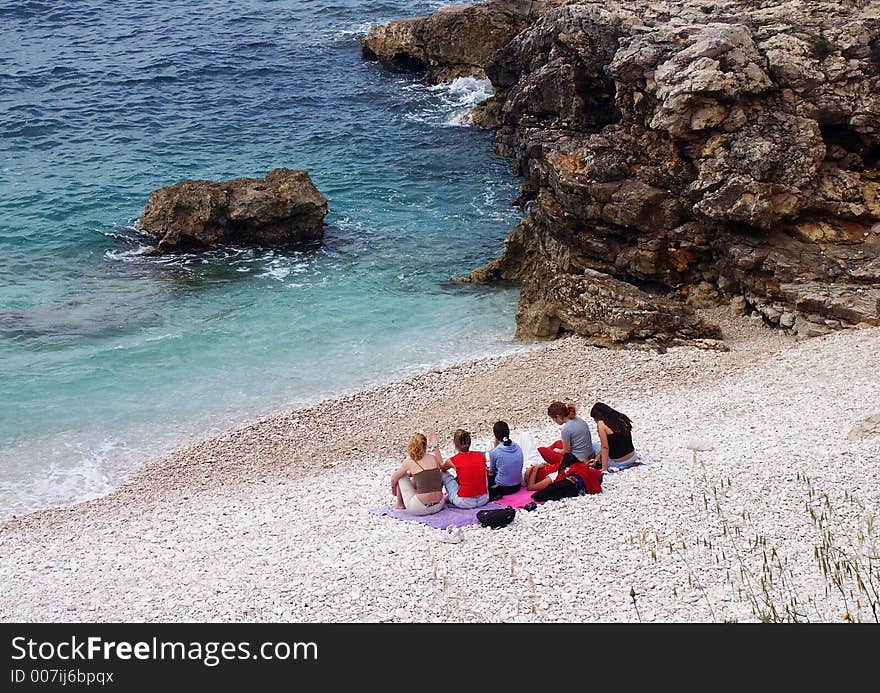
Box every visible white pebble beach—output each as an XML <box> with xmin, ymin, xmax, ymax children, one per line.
<box><xmin>2</xmin><ymin>311</ymin><xmax>878</xmax><ymax>623</ymax></box>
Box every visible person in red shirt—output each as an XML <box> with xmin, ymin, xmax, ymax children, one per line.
<box><xmin>439</xmin><ymin>429</ymin><xmax>490</xmax><ymax>509</ymax></box>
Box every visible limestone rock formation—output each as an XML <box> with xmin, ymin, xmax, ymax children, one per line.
<box><xmin>366</xmin><ymin>0</ymin><xmax>880</xmax><ymax>345</ymax></box>
<box><xmin>361</xmin><ymin>1</ymin><xmax>559</xmax><ymax>84</ymax></box>
<box><xmin>139</xmin><ymin>168</ymin><xmax>328</xmax><ymax>252</ymax></box>
<box><xmin>516</xmin><ymin>264</ymin><xmax>723</xmax><ymax>348</ymax></box>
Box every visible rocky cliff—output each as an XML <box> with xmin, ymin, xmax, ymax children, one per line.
<box><xmin>362</xmin><ymin>1</ymin><xmax>558</xmax><ymax>83</ymax></box>
<box><xmin>364</xmin><ymin>0</ymin><xmax>880</xmax><ymax>347</ymax></box>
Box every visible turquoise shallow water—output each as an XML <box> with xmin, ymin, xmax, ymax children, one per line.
<box><xmin>0</xmin><ymin>0</ymin><xmax>525</xmax><ymax>518</ymax></box>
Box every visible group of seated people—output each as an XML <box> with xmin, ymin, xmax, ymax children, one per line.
<box><xmin>390</xmin><ymin>401</ymin><xmax>638</xmax><ymax>516</ymax></box>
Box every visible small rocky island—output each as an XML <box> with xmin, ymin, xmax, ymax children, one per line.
<box><xmin>139</xmin><ymin>168</ymin><xmax>328</xmax><ymax>252</ymax></box>
<box><xmin>364</xmin><ymin>0</ymin><xmax>880</xmax><ymax>348</ymax></box>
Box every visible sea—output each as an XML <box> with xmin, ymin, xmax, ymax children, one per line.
<box><xmin>0</xmin><ymin>0</ymin><xmax>527</xmax><ymax>520</ymax></box>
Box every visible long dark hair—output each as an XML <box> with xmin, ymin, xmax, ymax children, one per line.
<box><xmin>589</xmin><ymin>402</ymin><xmax>631</xmax><ymax>433</ymax></box>
<box><xmin>493</xmin><ymin>420</ymin><xmax>512</xmax><ymax>446</ymax></box>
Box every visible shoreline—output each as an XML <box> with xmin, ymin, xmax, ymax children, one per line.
<box><xmin>0</xmin><ymin>324</ymin><xmax>531</xmax><ymax>525</ymax></box>
<box><xmin>3</xmin><ymin>307</ymin><xmax>786</xmax><ymax>532</ymax></box>
<box><xmin>3</xmin><ymin>314</ymin><xmax>878</xmax><ymax>622</ymax></box>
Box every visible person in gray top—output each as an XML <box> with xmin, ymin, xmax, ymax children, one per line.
<box><xmin>526</xmin><ymin>401</ymin><xmax>597</xmax><ymax>491</ymax></box>
<box><xmin>557</xmin><ymin>404</ymin><xmax>594</xmax><ymax>461</ymax></box>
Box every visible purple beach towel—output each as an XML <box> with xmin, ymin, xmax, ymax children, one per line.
<box><xmin>370</xmin><ymin>502</ymin><xmax>507</xmax><ymax>529</ymax></box>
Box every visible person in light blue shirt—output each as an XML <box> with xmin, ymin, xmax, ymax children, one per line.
<box><xmin>487</xmin><ymin>420</ymin><xmax>523</xmax><ymax>500</ymax></box>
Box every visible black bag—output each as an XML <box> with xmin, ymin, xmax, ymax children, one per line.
<box><xmin>531</xmin><ymin>479</ymin><xmax>579</xmax><ymax>503</ymax></box>
<box><xmin>476</xmin><ymin>506</ymin><xmax>516</xmax><ymax>529</ymax></box>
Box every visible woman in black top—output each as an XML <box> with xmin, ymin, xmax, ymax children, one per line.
<box><xmin>588</xmin><ymin>402</ymin><xmax>638</xmax><ymax>472</ymax></box>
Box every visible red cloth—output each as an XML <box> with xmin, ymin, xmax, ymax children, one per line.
<box><xmin>533</xmin><ymin>460</ymin><xmax>560</xmax><ymax>482</ymax></box>
<box><xmin>449</xmin><ymin>451</ymin><xmax>489</xmax><ymax>497</ymax></box>
<box><xmin>537</xmin><ymin>439</ymin><xmax>564</xmax><ymax>467</ymax></box>
<box><xmin>559</xmin><ymin>462</ymin><xmax>603</xmax><ymax>494</ymax></box>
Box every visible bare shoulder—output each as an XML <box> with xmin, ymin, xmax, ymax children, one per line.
<box><xmin>420</xmin><ymin>454</ymin><xmax>441</xmax><ymax>469</ymax></box>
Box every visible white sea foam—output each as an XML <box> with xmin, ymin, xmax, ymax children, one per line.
<box><xmin>0</xmin><ymin>435</ymin><xmax>141</xmax><ymax>521</ymax></box>
<box><xmin>331</xmin><ymin>20</ymin><xmax>375</xmax><ymax>39</ymax></box>
<box><xmin>258</xmin><ymin>260</ymin><xmax>291</xmax><ymax>281</ymax></box>
<box><xmin>104</xmin><ymin>245</ymin><xmax>153</xmax><ymax>261</ymax></box>
<box><xmin>432</xmin><ymin>76</ymin><xmax>494</xmax><ymax>126</ymax></box>
<box><xmin>0</xmin><ymin>410</ymin><xmax>246</xmax><ymax>522</ymax></box>
<box><xmin>404</xmin><ymin>76</ymin><xmax>494</xmax><ymax>127</ymax></box>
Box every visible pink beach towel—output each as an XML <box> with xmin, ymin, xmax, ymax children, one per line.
<box><xmin>491</xmin><ymin>485</ymin><xmax>537</xmax><ymax>509</ymax></box>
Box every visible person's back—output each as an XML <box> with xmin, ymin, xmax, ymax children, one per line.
<box><xmin>450</xmin><ymin>450</ymin><xmax>488</xmax><ymax>497</ymax></box>
<box><xmin>561</xmin><ymin>415</ymin><xmax>593</xmax><ymax>461</ymax></box>
<box><xmin>441</xmin><ymin>429</ymin><xmax>490</xmax><ymax>510</ymax></box>
<box><xmin>589</xmin><ymin>402</ymin><xmax>638</xmax><ymax>472</ymax></box>
<box><xmin>487</xmin><ymin>421</ymin><xmax>523</xmax><ymax>501</ymax></box>
<box><xmin>391</xmin><ymin>432</ymin><xmax>445</xmax><ymax>516</ymax></box>
<box><xmin>606</xmin><ymin>428</ymin><xmax>634</xmax><ymax>460</ymax></box>
<box><xmin>489</xmin><ymin>439</ymin><xmax>523</xmax><ymax>486</ymax></box>
<box><xmin>410</xmin><ymin>454</ymin><xmax>443</xmax><ymax>495</ymax></box>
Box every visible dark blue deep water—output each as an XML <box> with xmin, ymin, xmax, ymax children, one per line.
<box><xmin>0</xmin><ymin>0</ymin><xmax>524</xmax><ymax>518</ymax></box>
